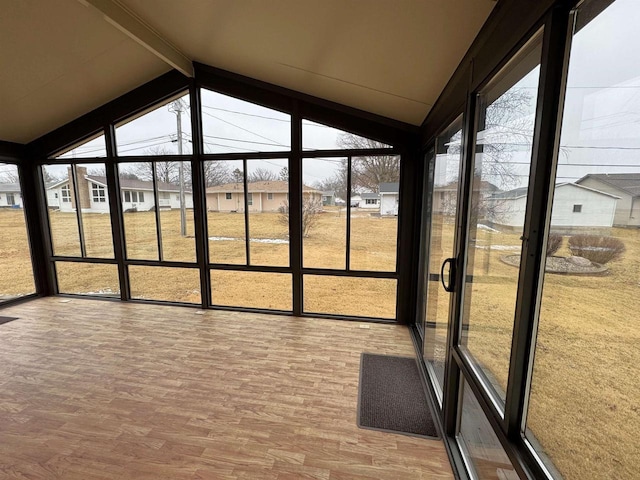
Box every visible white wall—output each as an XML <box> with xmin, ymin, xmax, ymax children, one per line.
<box><xmin>0</xmin><ymin>192</ymin><xmax>23</xmax><ymax>208</ymax></box>
<box><xmin>121</xmin><ymin>189</ymin><xmax>156</xmax><ymax>211</ymax></box>
<box><xmin>489</xmin><ymin>185</ymin><xmax>617</xmax><ymax>228</ymax></box>
<box><xmin>380</xmin><ymin>193</ymin><xmax>398</xmax><ymax>216</ymax></box>
<box><xmin>358</xmin><ymin>198</ymin><xmax>379</xmax><ymax>209</ymax></box>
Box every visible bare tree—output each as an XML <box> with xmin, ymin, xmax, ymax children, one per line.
<box><xmin>0</xmin><ymin>170</ymin><xmax>19</xmax><ymax>183</ymax></box>
<box><xmin>279</xmin><ymin>166</ymin><xmax>289</xmax><ymax>181</ymax></box>
<box><xmin>278</xmin><ymin>196</ymin><xmax>321</xmax><ymax>238</ymax></box>
<box><xmin>129</xmin><ymin>147</ymin><xmax>180</xmax><ymax>183</ymax></box>
<box><xmin>313</xmin><ymin>159</ymin><xmax>348</xmax><ymax>201</ymax></box>
<box><xmin>338</xmin><ymin>135</ymin><xmax>399</xmax><ymax>192</ymax></box>
<box><xmin>248</xmin><ymin>167</ymin><xmax>277</xmax><ymax>183</ymax></box>
<box><xmin>203</xmin><ymin>162</ymin><xmax>230</xmax><ymax>187</ymax></box>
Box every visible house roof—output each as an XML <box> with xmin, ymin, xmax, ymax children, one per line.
<box><xmin>322</xmin><ymin>191</ymin><xmax>335</xmax><ymax>197</ymax></box>
<box><xmin>0</xmin><ymin>183</ymin><xmax>21</xmax><ymax>193</ymax></box>
<box><xmin>379</xmin><ymin>182</ymin><xmax>400</xmax><ymax>193</ymax></box>
<box><xmin>434</xmin><ymin>180</ymin><xmax>500</xmax><ymax>192</ymax></box>
<box><xmin>360</xmin><ymin>192</ymin><xmax>380</xmax><ymax>199</ymax></box>
<box><xmin>206</xmin><ymin>180</ymin><xmax>319</xmax><ymax>194</ymax></box>
<box><xmin>577</xmin><ymin>173</ymin><xmax>640</xmax><ymax>197</ymax></box>
<box><xmin>47</xmin><ymin>175</ymin><xmax>192</xmax><ymax>193</ymax></box>
<box><xmin>491</xmin><ymin>183</ymin><xmax>620</xmax><ymax>200</ymax></box>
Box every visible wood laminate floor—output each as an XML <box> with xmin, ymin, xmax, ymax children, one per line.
<box><xmin>0</xmin><ymin>297</ymin><xmax>453</xmax><ymax>479</ymax></box>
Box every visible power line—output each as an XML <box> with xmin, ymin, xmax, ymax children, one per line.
<box><xmin>201</xmin><ymin>110</ymin><xmax>287</xmax><ymax>147</ymax></box>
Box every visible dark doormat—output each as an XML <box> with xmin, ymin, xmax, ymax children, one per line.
<box><xmin>358</xmin><ymin>353</ymin><xmax>438</xmax><ymax>439</ymax></box>
<box><xmin>0</xmin><ymin>316</ymin><xmax>19</xmax><ymax>326</ymax></box>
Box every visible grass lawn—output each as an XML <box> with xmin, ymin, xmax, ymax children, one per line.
<box><xmin>1</xmin><ymin>206</ymin><xmax>638</xmax><ymax>479</ymax></box>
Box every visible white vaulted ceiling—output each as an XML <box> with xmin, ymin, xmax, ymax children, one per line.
<box><xmin>0</xmin><ymin>0</ymin><xmax>496</xmax><ymax>144</ymax></box>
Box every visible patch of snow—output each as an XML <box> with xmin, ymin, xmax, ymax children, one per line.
<box><xmin>209</xmin><ymin>236</ymin><xmax>236</xmax><ymax>241</ymax></box>
<box><xmin>478</xmin><ymin>224</ymin><xmax>500</xmax><ymax>232</ymax></box>
<box><xmin>209</xmin><ymin>236</ymin><xmax>288</xmax><ymax>245</ymax></box>
<box><xmin>475</xmin><ymin>244</ymin><xmax>521</xmax><ymax>251</ymax></box>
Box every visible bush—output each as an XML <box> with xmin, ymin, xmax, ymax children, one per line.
<box><xmin>547</xmin><ymin>233</ymin><xmax>562</xmax><ymax>256</ymax></box>
<box><xmin>568</xmin><ymin>235</ymin><xmax>626</xmax><ymax>264</ymax></box>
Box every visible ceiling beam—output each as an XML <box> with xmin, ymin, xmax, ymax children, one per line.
<box><xmin>78</xmin><ymin>0</ymin><xmax>193</xmax><ymax>77</ymax></box>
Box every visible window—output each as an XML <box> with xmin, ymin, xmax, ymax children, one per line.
<box><xmin>211</xmin><ymin>271</ymin><xmax>292</xmax><ymax>311</ymax></box>
<box><xmin>267</xmin><ymin>193</ymin><xmax>273</xmax><ymax>200</ymax></box>
<box><xmin>247</xmin><ymin>192</ymin><xmax>253</xmax><ymax>206</ymax></box>
<box><xmin>56</xmin><ymin>262</ymin><xmax>119</xmax><ymax>297</ymax></box>
<box><xmin>572</xmin><ymin>204</ymin><xmax>582</xmax><ymax>213</ymax></box>
<box><xmin>91</xmin><ymin>183</ymin><xmax>106</xmax><ymax>203</ymax></box>
<box><xmin>6</xmin><ymin>194</ymin><xmax>15</xmax><ymax>206</ymax></box>
<box><xmin>61</xmin><ymin>185</ymin><xmax>71</xmax><ymax>202</ymax></box>
<box><xmin>131</xmin><ymin>191</ymin><xmax>138</xmax><ymax>203</ymax></box>
<box><xmin>302</xmin><ymin>119</ymin><xmax>391</xmax><ymax>150</ymax></box>
<box><xmin>115</xmin><ymin>93</ymin><xmax>192</xmax><ymax>156</ymax></box>
<box><xmin>124</xmin><ymin>191</ymin><xmax>131</xmax><ymax>202</ymax></box>
<box><xmin>0</xmin><ymin>164</ymin><xmax>35</xmax><ymax>301</ymax></box>
<box><xmin>460</xmin><ymin>31</ymin><xmax>543</xmax><ymax>405</ymax></box>
<box><xmin>205</xmin><ymin>160</ymin><xmax>246</xmax><ymax>265</ymax></box>
<box><xmin>139</xmin><ymin>192</ymin><xmax>144</xmax><ymax>203</ymax></box>
<box><xmin>365</xmin><ymin>198</ymin><xmax>377</xmax><ymax>205</ymax></box>
<box><xmin>527</xmin><ymin>2</ymin><xmax>640</xmax><ymax>479</ymax></box>
<box><xmin>201</xmin><ymin>89</ymin><xmax>290</xmax><ymax>153</ymax></box>
<box><xmin>175</xmin><ymin>195</ymin><xmax>179</xmax><ymax>201</ymax></box>
<box><xmin>53</xmin><ymin>133</ymin><xmax>107</xmax><ymax>159</ymax></box>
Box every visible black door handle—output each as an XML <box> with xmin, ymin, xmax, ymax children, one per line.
<box><xmin>440</xmin><ymin>257</ymin><xmax>456</xmax><ymax>293</ymax></box>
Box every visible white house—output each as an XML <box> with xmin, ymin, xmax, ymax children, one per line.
<box><xmin>577</xmin><ymin>173</ymin><xmax>640</xmax><ymax>227</ymax></box>
<box><xmin>358</xmin><ymin>192</ymin><xmax>379</xmax><ymax>209</ymax></box>
<box><xmin>379</xmin><ymin>182</ymin><xmax>399</xmax><ymax>216</ymax></box>
<box><xmin>0</xmin><ymin>183</ymin><xmax>23</xmax><ymax>208</ymax></box>
<box><xmin>47</xmin><ymin>167</ymin><xmax>193</xmax><ymax>213</ymax></box>
<box><xmin>487</xmin><ymin>183</ymin><xmax>618</xmax><ymax>231</ymax></box>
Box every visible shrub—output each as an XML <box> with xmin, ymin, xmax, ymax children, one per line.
<box><xmin>568</xmin><ymin>235</ymin><xmax>626</xmax><ymax>264</ymax></box>
<box><xmin>547</xmin><ymin>233</ymin><xmax>562</xmax><ymax>256</ymax></box>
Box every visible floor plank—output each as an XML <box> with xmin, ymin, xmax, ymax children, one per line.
<box><xmin>0</xmin><ymin>297</ymin><xmax>453</xmax><ymax>479</ymax></box>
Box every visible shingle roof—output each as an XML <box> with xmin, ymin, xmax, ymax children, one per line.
<box><xmin>379</xmin><ymin>182</ymin><xmax>399</xmax><ymax>193</ymax></box>
<box><xmin>0</xmin><ymin>183</ymin><xmax>21</xmax><ymax>193</ymax></box>
<box><xmin>491</xmin><ymin>183</ymin><xmax>619</xmax><ymax>200</ymax></box>
<box><xmin>577</xmin><ymin>173</ymin><xmax>640</xmax><ymax>197</ymax></box>
<box><xmin>206</xmin><ymin>180</ymin><xmax>319</xmax><ymax>194</ymax></box>
<box><xmin>360</xmin><ymin>192</ymin><xmax>379</xmax><ymax>199</ymax></box>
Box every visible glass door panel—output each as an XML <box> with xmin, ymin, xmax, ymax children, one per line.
<box><xmin>460</xmin><ymin>32</ymin><xmax>543</xmax><ymax>406</ymax></box>
<box><xmin>422</xmin><ymin>118</ymin><xmax>464</xmax><ymax>402</ymax></box>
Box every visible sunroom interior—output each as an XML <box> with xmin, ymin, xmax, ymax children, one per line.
<box><xmin>1</xmin><ymin>0</ymin><xmax>638</xmax><ymax>479</ymax></box>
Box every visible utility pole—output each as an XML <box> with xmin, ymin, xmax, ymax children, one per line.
<box><xmin>169</xmin><ymin>99</ymin><xmax>187</xmax><ymax>236</ymax></box>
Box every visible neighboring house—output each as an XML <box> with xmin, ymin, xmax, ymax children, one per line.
<box><xmin>0</xmin><ymin>183</ymin><xmax>23</xmax><ymax>208</ymax></box>
<box><xmin>322</xmin><ymin>191</ymin><xmax>336</xmax><ymax>206</ymax></box>
<box><xmin>350</xmin><ymin>195</ymin><xmax>362</xmax><ymax>207</ymax></box>
<box><xmin>358</xmin><ymin>192</ymin><xmax>380</xmax><ymax>209</ymax></box>
<box><xmin>576</xmin><ymin>173</ymin><xmax>640</xmax><ymax>227</ymax></box>
<box><xmin>46</xmin><ymin>166</ymin><xmax>193</xmax><ymax>213</ymax></box>
<box><xmin>379</xmin><ymin>182</ymin><xmax>399</xmax><ymax>216</ymax></box>
<box><xmin>206</xmin><ymin>181</ymin><xmax>321</xmax><ymax>213</ymax></box>
<box><xmin>487</xmin><ymin>183</ymin><xmax>618</xmax><ymax>231</ymax></box>
<box><xmin>433</xmin><ymin>179</ymin><xmax>500</xmax><ymax>216</ymax></box>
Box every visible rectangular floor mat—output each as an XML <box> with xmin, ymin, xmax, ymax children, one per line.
<box><xmin>358</xmin><ymin>353</ymin><xmax>438</xmax><ymax>438</ymax></box>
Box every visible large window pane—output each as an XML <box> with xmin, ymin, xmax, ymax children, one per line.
<box><xmin>156</xmin><ymin>160</ymin><xmax>195</xmax><ymax>262</ymax></box>
<box><xmin>460</xmin><ymin>33</ymin><xmax>542</xmax><ymax>402</ymax></box>
<box><xmin>119</xmin><ymin>162</ymin><xmax>158</xmax><ymax>260</ymax></box>
<box><xmin>205</xmin><ymin>160</ymin><xmax>247</xmax><ymax>264</ymax></box>
<box><xmin>246</xmin><ymin>159</ymin><xmax>291</xmax><ymax>267</ymax></box>
<box><xmin>43</xmin><ymin>164</ymin><xmax>80</xmax><ymax>256</ymax></box>
<box><xmin>0</xmin><ymin>164</ymin><xmax>34</xmax><ymax>300</ymax></box>
<box><xmin>527</xmin><ymin>2</ymin><xmax>640</xmax><ymax>479</ymax></box>
<box><xmin>56</xmin><ymin>262</ymin><xmax>119</xmax><ymax>297</ymax></box>
<box><xmin>53</xmin><ymin>133</ymin><xmax>107</xmax><ymax>159</ymax></box>
<box><xmin>303</xmin><ymin>157</ymin><xmax>347</xmax><ymax>269</ymax></box>
<box><xmin>350</xmin><ymin>155</ymin><xmax>400</xmax><ymax>271</ymax></box>
<box><xmin>303</xmin><ymin>275</ymin><xmax>396</xmax><ymax>319</ymax></box>
<box><xmin>201</xmin><ymin>89</ymin><xmax>290</xmax><ymax>153</ymax></box>
<box><xmin>423</xmin><ymin>120</ymin><xmax>463</xmax><ymax>397</ymax></box>
<box><xmin>129</xmin><ymin>266</ymin><xmax>200</xmax><ymax>304</ymax></box>
<box><xmin>74</xmin><ymin>164</ymin><xmax>113</xmax><ymax>258</ymax></box>
<box><xmin>115</xmin><ymin>93</ymin><xmax>192</xmax><ymax>156</ymax></box>
<box><xmin>211</xmin><ymin>271</ymin><xmax>291</xmax><ymax>311</ymax></box>
<box><xmin>302</xmin><ymin>119</ymin><xmax>391</xmax><ymax>151</ymax></box>
<box><xmin>458</xmin><ymin>380</ymin><xmax>518</xmax><ymax>480</ymax></box>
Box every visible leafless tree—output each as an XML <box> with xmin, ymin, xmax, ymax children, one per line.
<box><xmin>248</xmin><ymin>167</ymin><xmax>278</xmax><ymax>183</ymax></box>
<box><xmin>338</xmin><ymin>135</ymin><xmax>400</xmax><ymax>193</ymax></box>
<box><xmin>278</xmin><ymin>196</ymin><xmax>321</xmax><ymax>237</ymax></box>
<box><xmin>203</xmin><ymin>161</ymin><xmax>230</xmax><ymax>187</ymax></box>
<box><xmin>0</xmin><ymin>170</ymin><xmax>19</xmax><ymax>183</ymax></box>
